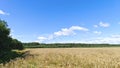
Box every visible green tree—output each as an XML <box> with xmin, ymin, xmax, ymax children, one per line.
<box><xmin>10</xmin><ymin>39</ymin><xmax>23</xmax><ymax>50</ymax></box>
<box><xmin>0</xmin><ymin>20</ymin><xmax>11</xmax><ymax>51</ymax></box>
<box><xmin>0</xmin><ymin>19</ymin><xmax>23</xmax><ymax>51</ymax></box>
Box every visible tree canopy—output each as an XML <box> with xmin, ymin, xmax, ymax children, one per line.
<box><xmin>0</xmin><ymin>19</ymin><xmax>23</xmax><ymax>51</ymax></box>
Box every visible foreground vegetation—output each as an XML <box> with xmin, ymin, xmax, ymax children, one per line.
<box><xmin>0</xmin><ymin>19</ymin><xmax>24</xmax><ymax>64</ymax></box>
<box><xmin>0</xmin><ymin>50</ymin><xmax>26</xmax><ymax>64</ymax></box>
<box><xmin>1</xmin><ymin>48</ymin><xmax>120</xmax><ymax>68</ymax></box>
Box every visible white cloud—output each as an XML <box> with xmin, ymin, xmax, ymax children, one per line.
<box><xmin>38</xmin><ymin>36</ymin><xmax>47</xmax><ymax>40</ymax></box>
<box><xmin>78</xmin><ymin>34</ymin><xmax>120</xmax><ymax>44</ymax></box>
<box><xmin>111</xmin><ymin>34</ymin><xmax>120</xmax><ymax>38</ymax></box>
<box><xmin>37</xmin><ymin>26</ymin><xmax>88</xmax><ymax>42</ymax></box>
<box><xmin>99</xmin><ymin>22</ymin><xmax>110</xmax><ymax>27</ymax></box>
<box><xmin>37</xmin><ymin>34</ymin><xmax>120</xmax><ymax>44</ymax></box>
<box><xmin>0</xmin><ymin>10</ymin><xmax>9</xmax><ymax>15</ymax></box>
<box><xmin>37</xmin><ymin>36</ymin><xmax>48</xmax><ymax>42</ymax></box>
<box><xmin>54</xmin><ymin>28</ymin><xmax>75</xmax><ymax>36</ymax></box>
<box><xmin>93</xmin><ymin>25</ymin><xmax>98</xmax><ymax>28</ymax></box>
<box><xmin>93</xmin><ymin>21</ymin><xmax>110</xmax><ymax>28</ymax></box>
<box><xmin>37</xmin><ymin>35</ymin><xmax>55</xmax><ymax>42</ymax></box>
<box><xmin>93</xmin><ymin>31</ymin><xmax>102</xmax><ymax>35</ymax></box>
<box><xmin>54</xmin><ymin>26</ymin><xmax>88</xmax><ymax>36</ymax></box>
<box><xmin>70</xmin><ymin>26</ymin><xmax>88</xmax><ymax>31</ymax></box>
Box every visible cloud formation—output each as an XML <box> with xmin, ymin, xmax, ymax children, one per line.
<box><xmin>0</xmin><ymin>10</ymin><xmax>9</xmax><ymax>15</ymax></box>
<box><xmin>37</xmin><ymin>26</ymin><xmax>88</xmax><ymax>42</ymax></box>
<box><xmin>78</xmin><ymin>34</ymin><xmax>120</xmax><ymax>44</ymax></box>
<box><xmin>99</xmin><ymin>22</ymin><xmax>110</xmax><ymax>27</ymax></box>
<box><xmin>93</xmin><ymin>31</ymin><xmax>102</xmax><ymax>35</ymax></box>
<box><xmin>93</xmin><ymin>25</ymin><xmax>98</xmax><ymax>28</ymax></box>
<box><xmin>38</xmin><ymin>36</ymin><xmax>47</xmax><ymax>40</ymax></box>
<box><xmin>94</xmin><ymin>21</ymin><xmax>110</xmax><ymax>28</ymax></box>
<box><xmin>54</xmin><ymin>26</ymin><xmax>88</xmax><ymax>36</ymax></box>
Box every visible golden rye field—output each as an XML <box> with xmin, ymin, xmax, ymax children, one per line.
<box><xmin>1</xmin><ymin>48</ymin><xmax>120</xmax><ymax>68</ymax></box>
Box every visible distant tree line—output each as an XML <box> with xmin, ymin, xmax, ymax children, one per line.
<box><xmin>23</xmin><ymin>42</ymin><xmax>40</xmax><ymax>46</ymax></box>
<box><xmin>23</xmin><ymin>43</ymin><xmax>120</xmax><ymax>48</ymax></box>
<box><xmin>0</xmin><ymin>19</ymin><xmax>23</xmax><ymax>52</ymax></box>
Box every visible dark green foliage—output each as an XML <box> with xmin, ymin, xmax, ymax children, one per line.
<box><xmin>10</xmin><ymin>39</ymin><xmax>24</xmax><ymax>50</ymax></box>
<box><xmin>0</xmin><ymin>19</ymin><xmax>24</xmax><ymax>51</ymax></box>
<box><xmin>0</xmin><ymin>50</ymin><xmax>25</xmax><ymax>64</ymax></box>
<box><xmin>0</xmin><ymin>19</ymin><xmax>24</xmax><ymax>64</ymax></box>
<box><xmin>0</xmin><ymin>20</ymin><xmax>11</xmax><ymax>51</ymax></box>
<box><xmin>23</xmin><ymin>42</ymin><xmax>40</xmax><ymax>46</ymax></box>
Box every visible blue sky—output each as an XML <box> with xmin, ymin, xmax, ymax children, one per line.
<box><xmin>0</xmin><ymin>0</ymin><xmax>120</xmax><ymax>44</ymax></box>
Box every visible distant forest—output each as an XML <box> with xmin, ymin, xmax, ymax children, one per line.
<box><xmin>23</xmin><ymin>42</ymin><xmax>120</xmax><ymax>48</ymax></box>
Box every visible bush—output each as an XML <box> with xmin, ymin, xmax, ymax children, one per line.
<box><xmin>10</xmin><ymin>39</ymin><xmax>24</xmax><ymax>50</ymax></box>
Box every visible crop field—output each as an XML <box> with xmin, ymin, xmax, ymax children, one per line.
<box><xmin>1</xmin><ymin>48</ymin><xmax>120</xmax><ymax>68</ymax></box>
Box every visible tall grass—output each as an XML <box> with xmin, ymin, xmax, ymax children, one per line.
<box><xmin>1</xmin><ymin>48</ymin><xmax>120</xmax><ymax>68</ymax></box>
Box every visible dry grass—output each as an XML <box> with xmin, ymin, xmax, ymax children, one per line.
<box><xmin>1</xmin><ymin>48</ymin><xmax>120</xmax><ymax>68</ymax></box>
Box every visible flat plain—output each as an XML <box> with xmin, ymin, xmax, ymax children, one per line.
<box><xmin>1</xmin><ymin>47</ymin><xmax>120</xmax><ymax>68</ymax></box>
